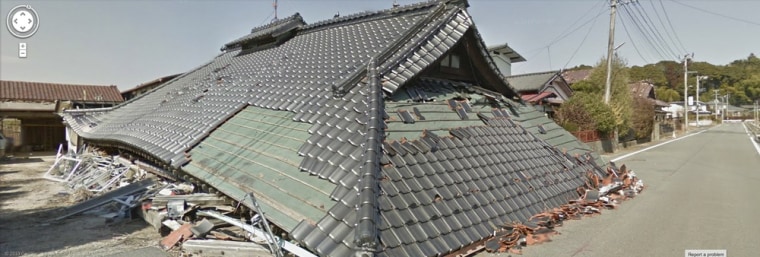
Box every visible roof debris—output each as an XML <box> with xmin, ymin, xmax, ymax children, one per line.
<box><xmin>484</xmin><ymin>164</ymin><xmax>644</xmax><ymax>254</ymax></box>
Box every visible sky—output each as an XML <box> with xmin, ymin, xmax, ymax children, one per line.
<box><xmin>1</xmin><ymin>0</ymin><xmax>758</xmax><ymax>90</ymax></box>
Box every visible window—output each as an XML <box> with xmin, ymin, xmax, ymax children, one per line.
<box><xmin>441</xmin><ymin>53</ymin><xmax>460</xmax><ymax>69</ymax></box>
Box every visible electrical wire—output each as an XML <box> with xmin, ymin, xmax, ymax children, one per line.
<box><xmin>647</xmin><ymin>0</ymin><xmax>687</xmax><ymax>54</ymax></box>
<box><xmin>631</xmin><ymin>2</ymin><xmax>679</xmax><ymax>59</ymax></box>
<box><xmin>543</xmin><ymin>0</ymin><xmax>608</xmax><ymax>48</ymax></box>
<box><xmin>669</xmin><ymin>0</ymin><xmax>760</xmax><ymax>27</ymax></box>
<box><xmin>649</xmin><ymin>1</ymin><xmax>686</xmax><ymax>53</ymax></box>
<box><xmin>620</xmin><ymin>4</ymin><xmax>669</xmax><ymax>60</ymax></box>
<box><xmin>522</xmin><ymin>1</ymin><xmax>608</xmax><ymax>61</ymax></box>
<box><xmin>618</xmin><ymin>9</ymin><xmax>651</xmax><ymax>64</ymax></box>
<box><xmin>563</xmin><ymin>10</ymin><xmax>602</xmax><ymax>69</ymax></box>
<box><xmin>658</xmin><ymin>0</ymin><xmax>688</xmax><ymax>53</ymax></box>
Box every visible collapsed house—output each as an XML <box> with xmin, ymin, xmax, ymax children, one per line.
<box><xmin>61</xmin><ymin>1</ymin><xmax>616</xmax><ymax>256</ymax></box>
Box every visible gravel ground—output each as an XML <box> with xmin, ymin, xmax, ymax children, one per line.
<box><xmin>0</xmin><ymin>154</ymin><xmax>166</xmax><ymax>257</ymax></box>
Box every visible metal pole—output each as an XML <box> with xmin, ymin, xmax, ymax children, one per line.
<box><xmin>696</xmin><ymin>76</ymin><xmax>700</xmax><ymax>127</ymax></box>
<box><xmin>683</xmin><ymin>54</ymin><xmax>689</xmax><ymax>131</ymax></box>
<box><xmin>604</xmin><ymin>0</ymin><xmax>618</xmax><ymax>104</ymax></box>
<box><xmin>714</xmin><ymin>90</ymin><xmax>719</xmax><ymax>121</ymax></box>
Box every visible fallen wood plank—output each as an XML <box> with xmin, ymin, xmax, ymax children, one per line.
<box><xmin>152</xmin><ymin>193</ymin><xmax>226</xmax><ymax>206</ymax></box>
<box><xmin>160</xmin><ymin>223</ymin><xmax>193</xmax><ymax>250</ymax></box>
<box><xmin>52</xmin><ymin>179</ymin><xmax>156</xmax><ymax>221</ymax></box>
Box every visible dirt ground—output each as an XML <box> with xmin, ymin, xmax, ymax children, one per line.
<box><xmin>0</xmin><ymin>153</ymin><xmax>165</xmax><ymax>257</ymax></box>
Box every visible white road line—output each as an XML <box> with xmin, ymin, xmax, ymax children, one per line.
<box><xmin>742</xmin><ymin>123</ymin><xmax>760</xmax><ymax>157</ymax></box>
<box><xmin>611</xmin><ymin>129</ymin><xmax>709</xmax><ymax>162</ymax></box>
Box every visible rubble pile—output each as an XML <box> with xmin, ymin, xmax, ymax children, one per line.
<box><xmin>484</xmin><ymin>164</ymin><xmax>645</xmax><ymax>254</ymax></box>
<box><xmin>44</xmin><ymin>147</ymin><xmax>299</xmax><ymax>256</ymax></box>
<box><xmin>43</xmin><ymin>146</ymin><xmax>149</xmax><ymax>193</ymax></box>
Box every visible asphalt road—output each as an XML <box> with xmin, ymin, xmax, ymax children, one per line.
<box><xmin>480</xmin><ymin>123</ymin><xmax>760</xmax><ymax>257</ymax></box>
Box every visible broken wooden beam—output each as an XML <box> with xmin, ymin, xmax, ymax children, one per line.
<box><xmin>151</xmin><ymin>193</ymin><xmax>226</xmax><ymax>206</ymax></box>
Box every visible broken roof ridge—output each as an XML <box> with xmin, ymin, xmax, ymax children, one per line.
<box><xmin>301</xmin><ymin>0</ymin><xmax>439</xmax><ymax>32</ymax></box>
<box><xmin>251</xmin><ymin>12</ymin><xmax>304</xmax><ymax>34</ymax></box>
<box><xmin>222</xmin><ymin>12</ymin><xmax>307</xmax><ymax>51</ymax></box>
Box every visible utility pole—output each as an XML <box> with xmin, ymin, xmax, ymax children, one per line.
<box><xmin>722</xmin><ymin>93</ymin><xmax>730</xmax><ymax>122</ymax></box>
<box><xmin>755</xmin><ymin>100</ymin><xmax>760</xmax><ymax>124</ymax></box>
<box><xmin>604</xmin><ymin>0</ymin><xmax>618</xmax><ymax>104</ymax></box>
<box><xmin>696</xmin><ymin>76</ymin><xmax>700</xmax><ymax>127</ymax></box>
<box><xmin>683</xmin><ymin>55</ymin><xmax>688</xmax><ymax>130</ymax></box>
<box><xmin>713</xmin><ymin>90</ymin><xmax>720</xmax><ymax>120</ymax></box>
<box><xmin>695</xmin><ymin>75</ymin><xmax>707</xmax><ymax>127</ymax></box>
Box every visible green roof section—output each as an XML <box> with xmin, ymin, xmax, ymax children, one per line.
<box><xmin>385</xmin><ymin>101</ymin><xmax>489</xmax><ymax>141</ymax></box>
<box><xmin>183</xmin><ymin>106</ymin><xmax>336</xmax><ymax>231</ymax></box>
<box><xmin>509</xmin><ymin>102</ymin><xmax>606</xmax><ymax>167</ymax></box>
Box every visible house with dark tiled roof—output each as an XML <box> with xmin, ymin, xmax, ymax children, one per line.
<box><xmin>561</xmin><ymin>68</ymin><xmax>592</xmax><ymax>86</ymax></box>
<box><xmin>505</xmin><ymin>70</ymin><xmax>572</xmax><ymax>116</ymax></box>
<box><xmin>0</xmin><ymin>80</ymin><xmax>122</xmax><ymax>152</ymax></box>
<box><xmin>629</xmin><ymin>81</ymin><xmax>669</xmax><ymax>108</ymax></box>
<box><xmin>61</xmin><ymin>1</ymin><xmax>607</xmax><ymax>256</ymax></box>
<box><xmin>121</xmin><ymin>74</ymin><xmax>182</xmax><ymax>101</ymax></box>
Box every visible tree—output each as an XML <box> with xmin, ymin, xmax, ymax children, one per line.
<box><xmin>629</xmin><ymin>64</ymin><xmax>667</xmax><ymax>86</ymax></box>
<box><xmin>561</xmin><ymin>56</ymin><xmax>633</xmax><ymax>134</ymax></box>
<box><xmin>631</xmin><ymin>97</ymin><xmax>655</xmax><ymax>139</ymax></box>
<box><xmin>655</xmin><ymin>86</ymin><xmax>680</xmax><ymax>102</ymax></box>
<box><xmin>555</xmin><ymin>92</ymin><xmax>616</xmax><ymax>134</ymax></box>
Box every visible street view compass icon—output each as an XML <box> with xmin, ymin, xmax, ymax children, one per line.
<box><xmin>7</xmin><ymin>5</ymin><xmax>39</xmax><ymax>38</ymax></box>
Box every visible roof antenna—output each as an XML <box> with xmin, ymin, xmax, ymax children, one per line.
<box><xmin>392</xmin><ymin>0</ymin><xmax>400</xmax><ymax>8</ymax></box>
<box><xmin>272</xmin><ymin>0</ymin><xmax>278</xmax><ymax>21</ymax></box>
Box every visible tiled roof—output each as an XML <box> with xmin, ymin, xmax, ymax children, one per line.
<box><xmin>561</xmin><ymin>69</ymin><xmax>592</xmax><ymax>84</ymax></box>
<box><xmin>629</xmin><ymin>81</ymin><xmax>655</xmax><ymax>99</ymax></box>
<box><xmin>61</xmin><ymin>1</ymin><xmax>605</xmax><ymax>256</ymax></box>
<box><xmin>505</xmin><ymin>70</ymin><xmax>559</xmax><ymax>93</ymax></box>
<box><xmin>0</xmin><ymin>80</ymin><xmax>123</xmax><ymax>102</ymax></box>
<box><xmin>520</xmin><ymin>91</ymin><xmax>555</xmax><ymax>103</ymax></box>
<box><xmin>222</xmin><ymin>12</ymin><xmax>306</xmax><ymax>50</ymax></box>
<box><xmin>121</xmin><ymin>74</ymin><xmax>181</xmax><ymax>95</ymax></box>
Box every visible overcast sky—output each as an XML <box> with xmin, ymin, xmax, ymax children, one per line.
<box><xmin>1</xmin><ymin>0</ymin><xmax>758</xmax><ymax>90</ymax></box>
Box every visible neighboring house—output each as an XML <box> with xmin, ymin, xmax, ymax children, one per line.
<box><xmin>487</xmin><ymin>43</ymin><xmax>526</xmax><ymax>76</ymax></box>
<box><xmin>505</xmin><ymin>70</ymin><xmax>572</xmax><ymax>116</ymax></box>
<box><xmin>561</xmin><ymin>68</ymin><xmax>592</xmax><ymax>86</ymax></box>
<box><xmin>62</xmin><ymin>2</ymin><xmax>605</xmax><ymax>256</ymax></box>
<box><xmin>629</xmin><ymin>81</ymin><xmax>669</xmax><ymax>112</ymax></box>
<box><xmin>0</xmin><ymin>80</ymin><xmax>122</xmax><ymax>152</ymax></box>
<box><xmin>722</xmin><ymin>104</ymin><xmax>748</xmax><ymax>118</ymax></box>
<box><xmin>708</xmin><ymin>101</ymin><xmax>753</xmax><ymax>118</ymax></box>
<box><xmin>121</xmin><ymin>74</ymin><xmax>181</xmax><ymax>101</ymax></box>
<box><xmin>663</xmin><ymin>101</ymin><xmax>711</xmax><ymax>119</ymax></box>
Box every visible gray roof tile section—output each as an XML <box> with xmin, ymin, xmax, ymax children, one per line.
<box><xmin>505</xmin><ymin>70</ymin><xmax>560</xmax><ymax>92</ymax></box>
<box><xmin>63</xmin><ymin>2</ymin><xmax>435</xmax><ymax>168</ymax></box>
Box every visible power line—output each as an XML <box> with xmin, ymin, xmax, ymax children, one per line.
<box><xmin>647</xmin><ymin>0</ymin><xmax>687</xmax><ymax>54</ymax></box>
<box><xmin>658</xmin><ymin>0</ymin><xmax>688</xmax><ymax>53</ymax></box>
<box><xmin>669</xmin><ymin>0</ymin><xmax>760</xmax><ymax>27</ymax></box>
<box><xmin>618</xmin><ymin>9</ymin><xmax>651</xmax><ymax>64</ymax></box>
<box><xmin>631</xmin><ymin>2</ymin><xmax>679</xmax><ymax>59</ymax></box>
<box><xmin>620</xmin><ymin>4</ymin><xmax>669</xmax><ymax>60</ymax></box>
<box><xmin>523</xmin><ymin>1</ymin><xmax>608</xmax><ymax>57</ymax></box>
<box><xmin>563</xmin><ymin>9</ymin><xmax>602</xmax><ymax>69</ymax></box>
<box><xmin>543</xmin><ymin>1</ymin><xmax>607</xmax><ymax>48</ymax></box>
